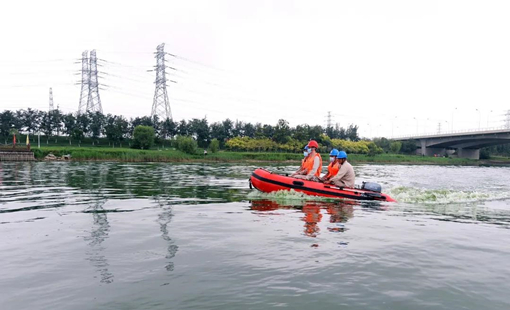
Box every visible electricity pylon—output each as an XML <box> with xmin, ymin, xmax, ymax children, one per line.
<box><xmin>151</xmin><ymin>43</ymin><xmax>172</xmax><ymax>120</ymax></box>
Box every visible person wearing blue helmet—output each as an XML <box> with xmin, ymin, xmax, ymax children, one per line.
<box><xmin>325</xmin><ymin>150</ymin><xmax>355</xmax><ymax>188</ymax></box>
<box><xmin>320</xmin><ymin>148</ymin><xmax>340</xmax><ymax>183</ymax></box>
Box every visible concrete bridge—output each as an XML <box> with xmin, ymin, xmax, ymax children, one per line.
<box><xmin>393</xmin><ymin>127</ymin><xmax>510</xmax><ymax>159</ymax></box>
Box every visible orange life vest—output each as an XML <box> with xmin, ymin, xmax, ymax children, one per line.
<box><xmin>303</xmin><ymin>152</ymin><xmax>322</xmax><ymax>177</ymax></box>
<box><xmin>300</xmin><ymin>157</ymin><xmax>309</xmax><ymax>170</ymax></box>
<box><xmin>325</xmin><ymin>161</ymin><xmax>340</xmax><ymax>179</ymax></box>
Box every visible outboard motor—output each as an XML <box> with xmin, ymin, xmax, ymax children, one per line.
<box><xmin>361</xmin><ymin>181</ymin><xmax>382</xmax><ymax>193</ymax></box>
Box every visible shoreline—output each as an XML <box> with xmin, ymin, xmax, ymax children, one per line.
<box><xmin>32</xmin><ymin>158</ymin><xmax>510</xmax><ymax>166</ymax></box>
<box><xmin>15</xmin><ymin>146</ymin><xmax>509</xmax><ymax>166</ymax></box>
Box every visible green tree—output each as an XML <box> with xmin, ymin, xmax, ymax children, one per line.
<box><xmin>232</xmin><ymin>120</ymin><xmax>244</xmax><ymax>137</ymax></box>
<box><xmin>293</xmin><ymin>124</ymin><xmax>310</xmax><ymax>141</ymax></box>
<box><xmin>273</xmin><ymin>119</ymin><xmax>291</xmax><ymax>144</ymax></box>
<box><xmin>222</xmin><ymin>119</ymin><xmax>233</xmax><ymax>139</ymax></box>
<box><xmin>22</xmin><ymin>108</ymin><xmax>42</xmax><ymax>136</ymax></box>
<box><xmin>151</xmin><ymin>115</ymin><xmax>161</xmax><ymax>138</ymax></box>
<box><xmin>262</xmin><ymin>124</ymin><xmax>274</xmax><ymax>138</ymax></box>
<box><xmin>0</xmin><ymin>110</ymin><xmax>17</xmax><ymax>144</ymax></box>
<box><xmin>62</xmin><ymin>113</ymin><xmax>76</xmax><ymax>145</ymax></box>
<box><xmin>346</xmin><ymin>124</ymin><xmax>360</xmax><ymax>141</ymax></box>
<box><xmin>209</xmin><ymin>138</ymin><xmax>220</xmax><ymax>153</ymax></box>
<box><xmin>400</xmin><ymin>140</ymin><xmax>417</xmax><ymax>154</ymax></box>
<box><xmin>104</xmin><ymin>114</ymin><xmax>117</xmax><ymax>146</ymax></box>
<box><xmin>50</xmin><ymin>109</ymin><xmax>63</xmax><ymax>141</ymax></box>
<box><xmin>40</xmin><ymin>111</ymin><xmax>53</xmax><ymax>144</ymax></box>
<box><xmin>308</xmin><ymin>125</ymin><xmax>324</xmax><ymax>141</ymax></box>
<box><xmin>176</xmin><ymin>135</ymin><xmax>198</xmax><ymax>154</ymax></box>
<box><xmin>177</xmin><ymin>120</ymin><xmax>190</xmax><ymax>136</ymax></box>
<box><xmin>72</xmin><ymin>128</ymin><xmax>85</xmax><ymax>146</ymax></box>
<box><xmin>115</xmin><ymin>116</ymin><xmax>129</xmax><ymax>147</ymax></box>
<box><xmin>132</xmin><ymin>125</ymin><xmax>155</xmax><ymax>149</ymax></box>
<box><xmin>254</xmin><ymin>123</ymin><xmax>264</xmax><ymax>139</ymax></box>
<box><xmin>243</xmin><ymin>123</ymin><xmax>256</xmax><ymax>138</ymax></box>
<box><xmin>373</xmin><ymin>137</ymin><xmax>391</xmax><ymax>153</ymax></box>
<box><xmin>161</xmin><ymin>118</ymin><xmax>177</xmax><ymax>141</ymax></box>
<box><xmin>210</xmin><ymin>119</ymin><xmax>234</xmax><ymax>146</ymax></box>
<box><xmin>480</xmin><ymin>148</ymin><xmax>491</xmax><ymax>159</ymax></box>
<box><xmin>89</xmin><ymin>111</ymin><xmax>105</xmax><ymax>145</ymax></box>
<box><xmin>76</xmin><ymin>113</ymin><xmax>90</xmax><ymax>138</ymax></box>
<box><xmin>189</xmin><ymin>118</ymin><xmax>210</xmax><ymax>148</ymax></box>
<box><xmin>390</xmin><ymin>141</ymin><xmax>402</xmax><ymax>153</ymax></box>
<box><xmin>367</xmin><ymin>142</ymin><xmax>384</xmax><ymax>156</ymax></box>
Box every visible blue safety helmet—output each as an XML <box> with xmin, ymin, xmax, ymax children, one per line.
<box><xmin>303</xmin><ymin>145</ymin><xmax>309</xmax><ymax>151</ymax></box>
<box><xmin>329</xmin><ymin>148</ymin><xmax>339</xmax><ymax>157</ymax></box>
<box><xmin>337</xmin><ymin>151</ymin><xmax>347</xmax><ymax>159</ymax></box>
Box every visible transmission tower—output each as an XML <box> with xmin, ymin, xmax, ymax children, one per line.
<box><xmin>437</xmin><ymin>122</ymin><xmax>441</xmax><ymax>134</ymax></box>
<box><xmin>49</xmin><ymin>87</ymin><xmax>54</xmax><ymax>111</ymax></box>
<box><xmin>326</xmin><ymin>111</ymin><xmax>332</xmax><ymax>128</ymax></box>
<box><xmin>151</xmin><ymin>43</ymin><xmax>172</xmax><ymax>120</ymax></box>
<box><xmin>87</xmin><ymin>50</ymin><xmax>103</xmax><ymax>113</ymax></box>
<box><xmin>78</xmin><ymin>51</ymin><xmax>89</xmax><ymax>114</ymax></box>
<box><xmin>505</xmin><ymin>110</ymin><xmax>510</xmax><ymax>129</ymax></box>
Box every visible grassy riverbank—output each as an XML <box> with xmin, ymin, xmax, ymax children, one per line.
<box><xmin>30</xmin><ymin>146</ymin><xmax>510</xmax><ymax>165</ymax></box>
<box><xmin>33</xmin><ymin>147</ymin><xmax>302</xmax><ymax>162</ymax></box>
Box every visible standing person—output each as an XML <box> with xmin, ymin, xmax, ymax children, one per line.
<box><xmin>294</xmin><ymin>140</ymin><xmax>322</xmax><ymax>181</ymax></box>
<box><xmin>320</xmin><ymin>149</ymin><xmax>340</xmax><ymax>183</ymax></box>
<box><xmin>326</xmin><ymin>151</ymin><xmax>355</xmax><ymax>188</ymax></box>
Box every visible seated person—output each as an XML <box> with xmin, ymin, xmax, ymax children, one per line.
<box><xmin>291</xmin><ymin>145</ymin><xmax>310</xmax><ymax>177</ymax></box>
<box><xmin>294</xmin><ymin>140</ymin><xmax>322</xmax><ymax>181</ymax></box>
<box><xmin>325</xmin><ymin>151</ymin><xmax>355</xmax><ymax>188</ymax></box>
<box><xmin>320</xmin><ymin>149</ymin><xmax>340</xmax><ymax>183</ymax></box>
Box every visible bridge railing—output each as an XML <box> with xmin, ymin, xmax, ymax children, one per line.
<box><xmin>392</xmin><ymin>126</ymin><xmax>509</xmax><ymax>139</ymax></box>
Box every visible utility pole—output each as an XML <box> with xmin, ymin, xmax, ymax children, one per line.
<box><xmin>151</xmin><ymin>43</ymin><xmax>172</xmax><ymax>120</ymax></box>
<box><xmin>49</xmin><ymin>87</ymin><xmax>54</xmax><ymax>111</ymax></box>
<box><xmin>87</xmin><ymin>50</ymin><xmax>102</xmax><ymax>113</ymax></box>
<box><xmin>78</xmin><ymin>51</ymin><xmax>89</xmax><ymax>114</ymax></box>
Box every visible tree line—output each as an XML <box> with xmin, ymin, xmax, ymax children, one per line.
<box><xmin>10</xmin><ymin>108</ymin><xmax>504</xmax><ymax>157</ymax></box>
<box><xmin>0</xmin><ymin>108</ymin><xmax>361</xmax><ymax>149</ymax></box>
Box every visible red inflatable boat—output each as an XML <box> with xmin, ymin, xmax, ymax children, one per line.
<box><xmin>250</xmin><ymin>168</ymin><xmax>396</xmax><ymax>202</ymax></box>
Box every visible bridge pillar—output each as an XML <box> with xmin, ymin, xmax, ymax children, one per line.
<box><xmin>456</xmin><ymin>148</ymin><xmax>480</xmax><ymax>160</ymax></box>
<box><xmin>418</xmin><ymin>140</ymin><xmax>426</xmax><ymax>156</ymax></box>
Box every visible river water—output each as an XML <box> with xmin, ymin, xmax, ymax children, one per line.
<box><xmin>1</xmin><ymin>162</ymin><xmax>509</xmax><ymax>310</ymax></box>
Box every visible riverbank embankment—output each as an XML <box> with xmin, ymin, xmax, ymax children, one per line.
<box><xmin>25</xmin><ymin>146</ymin><xmax>510</xmax><ymax>165</ymax></box>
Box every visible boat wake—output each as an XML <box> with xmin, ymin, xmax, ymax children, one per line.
<box><xmin>248</xmin><ymin>186</ymin><xmax>510</xmax><ymax>205</ymax></box>
<box><xmin>247</xmin><ymin>189</ymin><xmax>338</xmax><ymax>203</ymax></box>
<box><xmin>388</xmin><ymin>186</ymin><xmax>510</xmax><ymax>204</ymax></box>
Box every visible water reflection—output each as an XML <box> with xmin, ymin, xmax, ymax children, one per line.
<box><xmin>250</xmin><ymin>200</ymin><xmax>357</xmax><ymax>237</ymax></box>
<box><xmin>154</xmin><ymin>197</ymin><xmax>179</xmax><ymax>272</ymax></box>
<box><xmin>81</xmin><ymin>165</ymin><xmax>114</xmax><ymax>284</ymax></box>
<box><xmin>84</xmin><ymin>199</ymin><xmax>114</xmax><ymax>284</ymax></box>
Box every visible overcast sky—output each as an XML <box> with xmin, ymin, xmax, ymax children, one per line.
<box><xmin>1</xmin><ymin>0</ymin><xmax>509</xmax><ymax>138</ymax></box>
